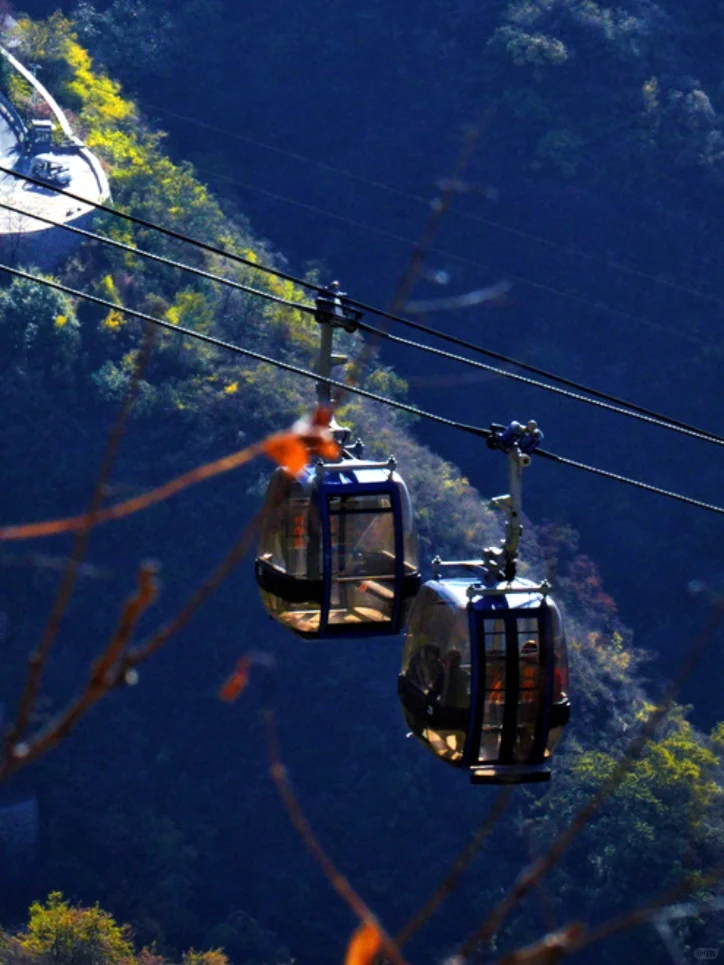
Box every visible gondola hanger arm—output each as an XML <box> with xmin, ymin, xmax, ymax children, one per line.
<box><xmin>486</xmin><ymin>420</ymin><xmax>544</xmax><ymax>581</ymax></box>
<box><xmin>314</xmin><ymin>281</ymin><xmax>363</xmax><ymax>445</ymax></box>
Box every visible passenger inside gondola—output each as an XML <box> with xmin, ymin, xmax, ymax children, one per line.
<box><xmin>401</xmin><ymin>590</ymin><xmax>471</xmax><ymax>761</ymax></box>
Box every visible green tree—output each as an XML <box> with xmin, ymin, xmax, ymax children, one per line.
<box><xmin>0</xmin><ymin>276</ymin><xmax>80</xmax><ymax>380</ymax></box>
<box><xmin>18</xmin><ymin>892</ymin><xmax>136</xmax><ymax>965</ymax></box>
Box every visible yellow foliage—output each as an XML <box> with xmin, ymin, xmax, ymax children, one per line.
<box><xmin>86</xmin><ymin>128</ymin><xmax>147</xmax><ymax>172</ymax></box>
<box><xmin>99</xmin><ymin>273</ymin><xmax>121</xmax><ymax>304</ymax></box>
<box><xmin>575</xmin><ymin>707</ymin><xmax>723</xmax><ymax>818</ymax></box>
<box><xmin>183</xmin><ymin>951</ymin><xmax>230</xmax><ymax>965</ymax></box>
<box><xmin>101</xmin><ymin>309</ymin><xmax>125</xmax><ymax>331</ymax></box>
<box><xmin>642</xmin><ymin>77</ymin><xmax>660</xmax><ymax>114</ymax></box>
<box><xmin>164</xmin><ymin>290</ymin><xmax>214</xmax><ymax>333</ymax></box>
<box><xmin>442</xmin><ymin>475</ymin><xmax>469</xmax><ymax>497</ymax></box>
<box><xmin>224</xmin><ymin>382</ymin><xmax>239</xmax><ymax>395</ymax></box>
<box><xmin>65</xmin><ymin>40</ymin><xmax>134</xmax><ymax>123</ymax></box>
<box><xmin>54</xmin><ymin>314</ymin><xmax>68</xmax><ymax>329</ymax></box>
<box><xmin>608</xmin><ymin>649</ymin><xmax>631</xmax><ymax>672</ymax></box>
<box><xmin>18</xmin><ymin>892</ymin><xmax>135</xmax><ymax>965</ymax></box>
<box><xmin>7</xmin><ymin>72</ymin><xmax>33</xmax><ymax>108</ymax></box>
<box><xmin>711</xmin><ymin>721</ymin><xmax>724</xmax><ymax>748</ymax></box>
<box><xmin>635</xmin><ymin>699</ymin><xmax>657</xmax><ymax>722</ymax></box>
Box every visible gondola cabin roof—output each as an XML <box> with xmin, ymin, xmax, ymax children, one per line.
<box><xmin>428</xmin><ymin>577</ymin><xmax>549</xmax><ymax>610</ymax></box>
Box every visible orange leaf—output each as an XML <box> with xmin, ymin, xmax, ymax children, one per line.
<box><xmin>344</xmin><ymin>923</ymin><xmax>382</xmax><ymax>965</ymax></box>
<box><xmin>263</xmin><ymin>407</ymin><xmax>340</xmax><ymax>475</ymax></box>
<box><xmin>219</xmin><ymin>655</ymin><xmax>252</xmax><ymax>702</ymax></box>
<box><xmin>306</xmin><ymin>433</ymin><xmax>339</xmax><ymax>462</ymax></box>
<box><xmin>263</xmin><ymin>432</ymin><xmax>309</xmax><ymax>476</ymax></box>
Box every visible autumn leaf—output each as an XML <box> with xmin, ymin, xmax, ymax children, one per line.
<box><xmin>219</xmin><ymin>655</ymin><xmax>252</xmax><ymax>703</ymax></box>
<box><xmin>344</xmin><ymin>922</ymin><xmax>383</xmax><ymax>965</ymax></box>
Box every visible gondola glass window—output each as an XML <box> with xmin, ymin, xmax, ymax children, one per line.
<box><xmin>257</xmin><ymin>460</ymin><xmax>420</xmax><ymax>638</ymax></box>
<box><xmin>400</xmin><ymin>583</ymin><xmax>471</xmax><ymax>762</ymax></box>
<box><xmin>398</xmin><ymin>578</ymin><xmax>570</xmax><ymax>783</ymax></box>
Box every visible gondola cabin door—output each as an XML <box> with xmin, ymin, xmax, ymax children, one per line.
<box><xmin>469</xmin><ymin>604</ymin><xmax>555</xmax><ymax>783</ymax></box>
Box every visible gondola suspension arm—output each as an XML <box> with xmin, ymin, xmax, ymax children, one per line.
<box><xmin>487</xmin><ymin>420</ymin><xmax>544</xmax><ymax>582</ymax></box>
<box><xmin>314</xmin><ymin>282</ymin><xmax>363</xmax><ymax>446</ymax></box>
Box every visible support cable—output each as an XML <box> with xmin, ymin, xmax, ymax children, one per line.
<box><xmin>0</xmin><ymin>189</ymin><xmax>720</xmax><ymax>449</ymax></box>
<box><xmin>0</xmin><ymin>162</ymin><xmax>319</xmax><ymax>292</ymax></box>
<box><xmin>535</xmin><ymin>448</ymin><xmax>724</xmax><ymax>516</ymax></box>
<box><xmin>2</xmin><ymin>261</ymin><xmax>723</xmax><ymax>516</ymax></box>
<box><xmin>355</xmin><ymin>318</ymin><xmax>724</xmax><ymax>448</ymax></box>
<box><xmin>0</xmin><ymin>198</ymin><xmax>318</xmax><ymax>317</ymax></box>
<box><xmin>183</xmin><ymin>162</ymin><xmax>708</xmax><ymax>348</ymax></box>
<box><xmin>0</xmin><ymin>262</ymin><xmax>486</xmax><ymax>440</ymax></box>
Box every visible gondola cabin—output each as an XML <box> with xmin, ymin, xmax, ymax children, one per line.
<box><xmin>398</xmin><ymin>575</ymin><xmax>570</xmax><ymax>784</ymax></box>
<box><xmin>256</xmin><ymin>458</ymin><xmax>421</xmax><ymax>639</ymax></box>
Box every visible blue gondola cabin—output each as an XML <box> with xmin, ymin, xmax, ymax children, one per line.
<box><xmin>256</xmin><ymin>458</ymin><xmax>421</xmax><ymax>638</ymax></box>
<box><xmin>398</xmin><ymin>576</ymin><xmax>570</xmax><ymax>783</ymax></box>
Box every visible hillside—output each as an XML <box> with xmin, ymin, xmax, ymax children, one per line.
<box><xmin>0</xmin><ymin>10</ymin><xmax>722</xmax><ymax>965</ymax></box>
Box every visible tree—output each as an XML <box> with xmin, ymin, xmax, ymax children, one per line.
<box><xmin>17</xmin><ymin>893</ymin><xmax>136</xmax><ymax>965</ymax></box>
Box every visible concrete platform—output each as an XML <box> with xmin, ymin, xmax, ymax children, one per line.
<box><xmin>0</xmin><ymin>150</ymin><xmax>104</xmax><ymax>235</ymax></box>
<box><xmin>0</xmin><ymin>44</ymin><xmax>110</xmax><ymax>267</ymax></box>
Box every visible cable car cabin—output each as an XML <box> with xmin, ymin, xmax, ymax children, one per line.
<box><xmin>398</xmin><ymin>577</ymin><xmax>570</xmax><ymax>784</ymax></box>
<box><xmin>255</xmin><ymin>458</ymin><xmax>421</xmax><ymax>639</ymax></box>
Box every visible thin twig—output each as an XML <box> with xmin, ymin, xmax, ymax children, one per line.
<box><xmin>0</xmin><ymin>562</ymin><xmax>158</xmax><ymax>782</ymax></box>
<box><xmin>527</xmin><ymin>830</ymin><xmax>557</xmax><ymax>938</ymax></box>
<box><xmin>488</xmin><ymin>867</ymin><xmax>724</xmax><ymax>965</ymax></box>
<box><xmin>0</xmin><ymin>516</ymin><xmax>259</xmax><ymax>785</ymax></box>
<box><xmin>388</xmin><ymin>109</ymin><xmax>495</xmax><ymax>315</ymax></box>
<box><xmin>5</xmin><ymin>325</ymin><xmax>154</xmax><ymax>753</ymax></box>
<box><xmin>0</xmin><ymin>415</ymin><xmax>336</xmax><ymax>786</ymax></box>
<box><xmin>571</xmin><ymin>861</ymin><xmax>724</xmax><ymax>959</ymax></box>
<box><xmin>455</xmin><ymin>601</ymin><xmax>724</xmax><ymax>961</ymax></box>
<box><xmin>396</xmin><ymin>787</ymin><xmax>515</xmax><ymax>947</ymax></box>
<box><xmin>343</xmin><ymin>108</ymin><xmax>494</xmax><ymax>397</ymax></box>
<box><xmin>489</xmin><ymin>923</ymin><xmax>585</xmax><ymax>965</ymax></box>
<box><xmin>0</xmin><ymin>414</ymin><xmax>337</xmax><ymax>541</ymax></box>
<box><xmin>653</xmin><ymin>918</ymin><xmax>688</xmax><ymax>965</ymax></box>
<box><xmin>121</xmin><ymin>517</ymin><xmax>260</xmax><ymax>671</ymax></box>
<box><xmin>262</xmin><ymin>698</ymin><xmax>408</xmax><ymax>965</ymax></box>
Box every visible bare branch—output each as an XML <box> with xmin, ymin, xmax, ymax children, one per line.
<box><xmin>484</xmin><ymin>853</ymin><xmax>724</xmax><ymax>965</ymax></box>
<box><xmin>487</xmin><ymin>923</ymin><xmax>585</xmax><ymax>965</ymax></box>
<box><xmin>0</xmin><ymin>562</ymin><xmax>158</xmax><ymax>782</ymax></box>
<box><xmin>455</xmin><ymin>601</ymin><xmax>724</xmax><ymax>961</ymax></box>
<box><xmin>396</xmin><ymin>787</ymin><xmax>515</xmax><ymax>948</ymax></box>
<box><xmin>121</xmin><ymin>517</ymin><xmax>259</xmax><ymax>671</ymax></box>
<box><xmin>343</xmin><ymin>107</ymin><xmax>495</xmax><ymax>396</ymax></box>
<box><xmin>5</xmin><ymin>324</ymin><xmax>153</xmax><ymax>753</ymax></box>
<box><xmin>261</xmin><ymin>697</ymin><xmax>408</xmax><ymax>965</ymax></box>
<box><xmin>388</xmin><ymin>108</ymin><xmax>495</xmax><ymax>314</ymax></box>
<box><xmin>0</xmin><ymin>410</ymin><xmax>338</xmax><ymax>541</ymax></box>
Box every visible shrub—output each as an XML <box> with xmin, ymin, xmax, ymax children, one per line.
<box><xmin>17</xmin><ymin>892</ymin><xmax>135</xmax><ymax>965</ymax></box>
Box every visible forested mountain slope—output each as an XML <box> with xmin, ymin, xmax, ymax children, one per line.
<box><xmin>21</xmin><ymin>0</ymin><xmax>724</xmax><ymax>720</ymax></box>
<box><xmin>0</xmin><ymin>9</ymin><xmax>723</xmax><ymax>965</ymax></box>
